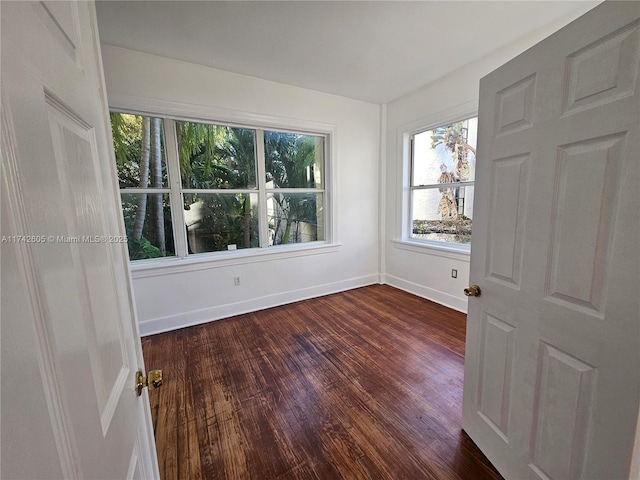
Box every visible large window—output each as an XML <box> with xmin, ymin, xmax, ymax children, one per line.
<box><xmin>409</xmin><ymin>116</ymin><xmax>477</xmax><ymax>246</ymax></box>
<box><xmin>111</xmin><ymin>113</ymin><xmax>327</xmax><ymax>261</ymax></box>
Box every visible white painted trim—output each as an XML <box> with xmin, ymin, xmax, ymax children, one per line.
<box><xmin>392</xmin><ymin>239</ymin><xmax>471</xmax><ymax>262</ymax></box>
<box><xmin>107</xmin><ymin>92</ymin><xmax>338</xmax><ymax>139</ymax></box>
<box><xmin>135</xmin><ymin>387</ymin><xmax>160</xmax><ymax>480</ymax></box>
<box><xmin>91</xmin><ymin>7</ymin><xmax>160</xmax><ymax>477</ymax></box>
<box><xmin>378</xmin><ymin>103</ymin><xmax>387</xmax><ymax>281</ymax></box>
<box><xmin>139</xmin><ymin>274</ymin><xmax>379</xmax><ymax>336</ymax></box>
<box><xmin>632</xmin><ymin>406</ymin><xmax>640</xmax><ymax>480</ymax></box>
<box><xmin>163</xmin><ymin>117</ymin><xmax>189</xmax><ymax>259</ymax></box>
<box><xmin>109</xmin><ymin>93</ymin><xmax>340</xmax><ymax>258</ymax></box>
<box><xmin>255</xmin><ymin>128</ymin><xmax>269</xmax><ymax>248</ymax></box>
<box><xmin>99</xmin><ymin>366</ymin><xmax>129</xmax><ymax>436</ymax></box>
<box><xmin>396</xmin><ymin>100</ymin><xmax>479</xmax><ymax>245</ymax></box>
<box><xmin>399</xmin><ymin>100</ymin><xmax>479</xmax><ymax>138</ymax></box>
<box><xmin>326</xmin><ymin>127</ymin><xmax>338</xmax><ymax>244</ymax></box>
<box><xmin>131</xmin><ymin>242</ymin><xmax>341</xmax><ymax>279</ymax></box>
<box><xmin>126</xmin><ymin>442</ymin><xmax>139</xmax><ymax>480</ymax></box>
<box><xmin>397</xmin><ymin>129</ymin><xmax>410</xmax><ymax>243</ymax></box>
<box><xmin>384</xmin><ymin>273</ymin><xmax>468</xmax><ymax>314</ymax></box>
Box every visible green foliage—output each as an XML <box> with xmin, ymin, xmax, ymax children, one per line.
<box><xmin>189</xmin><ymin>193</ymin><xmax>259</xmax><ymax>251</ymax></box>
<box><xmin>110</xmin><ymin>113</ymin><xmax>141</xmax><ymax>165</ymax></box>
<box><xmin>215</xmin><ymin>127</ymin><xmax>257</xmax><ymax>188</ymax></box>
<box><xmin>175</xmin><ymin>122</ymin><xmax>256</xmax><ymax>190</ymax></box>
<box><xmin>264</xmin><ymin>132</ymin><xmax>318</xmax><ymax>188</ymax></box>
<box><xmin>176</xmin><ymin>121</ymin><xmax>222</xmax><ymax>186</ymax></box>
<box><xmin>111</xmin><ymin>113</ymin><xmax>143</xmax><ymax>187</ymax></box>
<box><xmin>176</xmin><ymin>123</ymin><xmax>261</xmax><ymax>251</ymax></box>
<box><xmin>264</xmin><ymin>132</ymin><xmax>321</xmax><ymax>244</ymax></box>
<box><xmin>127</xmin><ymin>236</ymin><xmax>163</xmax><ymax>260</ymax></box>
<box><xmin>113</xmin><ymin>114</ymin><xmax>323</xmax><ymax>257</ymax></box>
<box><xmin>110</xmin><ymin>113</ymin><xmax>168</xmax><ymax>188</ymax></box>
<box><xmin>120</xmin><ymin>193</ymin><xmax>175</xmax><ymax>260</ymax></box>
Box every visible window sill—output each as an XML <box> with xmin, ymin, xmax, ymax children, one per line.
<box><xmin>392</xmin><ymin>239</ymin><xmax>470</xmax><ymax>262</ymax></box>
<box><xmin>130</xmin><ymin>242</ymin><xmax>341</xmax><ymax>279</ymax></box>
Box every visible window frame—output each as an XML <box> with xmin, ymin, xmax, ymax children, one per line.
<box><xmin>397</xmin><ymin>102</ymin><xmax>478</xmax><ymax>256</ymax></box>
<box><xmin>109</xmin><ymin>104</ymin><xmax>336</xmax><ymax>272</ymax></box>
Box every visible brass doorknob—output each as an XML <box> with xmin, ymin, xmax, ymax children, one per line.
<box><xmin>464</xmin><ymin>285</ymin><xmax>481</xmax><ymax>297</ymax></box>
<box><xmin>135</xmin><ymin>369</ymin><xmax>163</xmax><ymax>396</ymax></box>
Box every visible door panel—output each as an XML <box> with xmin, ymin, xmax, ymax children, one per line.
<box><xmin>530</xmin><ymin>344</ymin><xmax>596</xmax><ymax>480</ymax></box>
<box><xmin>564</xmin><ymin>23</ymin><xmax>639</xmax><ymax>115</ymax></box>
<box><xmin>486</xmin><ymin>154</ymin><xmax>529</xmax><ymax>287</ymax></box>
<box><xmin>464</xmin><ymin>2</ymin><xmax>640</xmax><ymax>479</ymax></box>
<box><xmin>494</xmin><ymin>74</ymin><xmax>536</xmax><ymax>136</ymax></box>
<box><xmin>477</xmin><ymin>313</ymin><xmax>515</xmax><ymax>440</ymax></box>
<box><xmin>547</xmin><ymin>134</ymin><xmax>625</xmax><ymax>314</ymax></box>
<box><xmin>46</xmin><ymin>95</ymin><xmax>130</xmax><ymax>432</ymax></box>
<box><xmin>33</xmin><ymin>1</ymin><xmax>81</xmax><ymax>65</ymax></box>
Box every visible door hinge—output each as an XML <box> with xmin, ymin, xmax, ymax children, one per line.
<box><xmin>135</xmin><ymin>369</ymin><xmax>163</xmax><ymax>397</ymax></box>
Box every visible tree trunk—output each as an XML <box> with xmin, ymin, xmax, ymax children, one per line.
<box><xmin>282</xmin><ymin>217</ymin><xmax>292</xmax><ymax>244</ymax></box>
<box><xmin>132</xmin><ymin>116</ymin><xmax>150</xmax><ymax>239</ymax></box>
<box><xmin>243</xmin><ymin>196</ymin><xmax>251</xmax><ymax>247</ymax></box>
<box><xmin>150</xmin><ymin>117</ymin><xmax>166</xmax><ymax>255</ymax></box>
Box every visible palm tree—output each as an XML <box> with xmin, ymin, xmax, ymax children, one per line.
<box><xmin>133</xmin><ymin>116</ymin><xmax>150</xmax><ymax>239</ymax></box>
<box><xmin>110</xmin><ymin>113</ymin><xmax>150</xmax><ymax>240</ymax></box>
<box><xmin>264</xmin><ymin>132</ymin><xmax>319</xmax><ymax>244</ymax></box>
<box><xmin>176</xmin><ymin>122</ymin><xmax>258</xmax><ymax>250</ymax></box>
<box><xmin>431</xmin><ymin>121</ymin><xmax>475</xmax><ymax>221</ymax></box>
<box><xmin>176</xmin><ymin>121</ymin><xmax>225</xmax><ymax>188</ymax></box>
<box><xmin>216</xmin><ymin>127</ymin><xmax>256</xmax><ymax>247</ymax></box>
<box><xmin>149</xmin><ymin>117</ymin><xmax>165</xmax><ymax>255</ymax></box>
<box><xmin>111</xmin><ymin>113</ymin><xmax>175</xmax><ymax>258</ymax></box>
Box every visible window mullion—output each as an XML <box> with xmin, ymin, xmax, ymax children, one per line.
<box><xmin>255</xmin><ymin>129</ymin><xmax>269</xmax><ymax>248</ymax></box>
<box><xmin>411</xmin><ymin>181</ymin><xmax>475</xmax><ymax>191</ymax></box>
<box><xmin>164</xmin><ymin>118</ymin><xmax>189</xmax><ymax>258</ymax></box>
<box><xmin>119</xmin><ymin>187</ymin><xmax>170</xmax><ymax>195</ymax></box>
<box><xmin>181</xmin><ymin>188</ymin><xmax>256</xmax><ymax>195</ymax></box>
<box><xmin>265</xmin><ymin>188</ymin><xmax>325</xmax><ymax>194</ymax></box>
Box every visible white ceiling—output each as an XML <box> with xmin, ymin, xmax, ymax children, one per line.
<box><xmin>96</xmin><ymin>1</ymin><xmax>599</xmax><ymax>104</ymax></box>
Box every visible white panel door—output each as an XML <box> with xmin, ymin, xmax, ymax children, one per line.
<box><xmin>463</xmin><ymin>2</ymin><xmax>640</xmax><ymax>479</ymax></box>
<box><xmin>1</xmin><ymin>2</ymin><xmax>159</xmax><ymax>478</ymax></box>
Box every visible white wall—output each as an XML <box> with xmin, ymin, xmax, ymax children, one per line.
<box><xmin>101</xmin><ymin>45</ymin><xmax>381</xmax><ymax>335</ymax></box>
<box><xmin>382</xmin><ymin>20</ymin><xmax>587</xmax><ymax>313</ymax></box>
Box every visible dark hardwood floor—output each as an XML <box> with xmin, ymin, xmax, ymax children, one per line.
<box><xmin>141</xmin><ymin>284</ymin><xmax>502</xmax><ymax>480</ymax></box>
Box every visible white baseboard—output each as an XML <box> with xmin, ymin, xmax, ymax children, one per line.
<box><xmin>383</xmin><ymin>274</ymin><xmax>468</xmax><ymax>314</ymax></box>
<box><xmin>139</xmin><ymin>274</ymin><xmax>379</xmax><ymax>336</ymax></box>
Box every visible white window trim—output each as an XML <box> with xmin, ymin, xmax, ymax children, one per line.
<box><xmin>395</xmin><ymin>100</ymin><xmax>478</xmax><ymax>256</ymax></box>
<box><xmin>130</xmin><ymin>242</ymin><xmax>342</xmax><ymax>279</ymax></box>
<box><xmin>392</xmin><ymin>238</ymin><xmax>471</xmax><ymax>262</ymax></box>
<box><xmin>108</xmin><ymin>93</ymin><xmax>338</xmax><ymax>272</ymax></box>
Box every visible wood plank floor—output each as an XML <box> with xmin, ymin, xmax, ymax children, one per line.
<box><xmin>141</xmin><ymin>284</ymin><xmax>502</xmax><ymax>480</ymax></box>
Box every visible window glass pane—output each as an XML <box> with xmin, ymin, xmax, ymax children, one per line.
<box><xmin>175</xmin><ymin>122</ymin><xmax>256</xmax><ymax>189</ymax></box>
<box><xmin>183</xmin><ymin>193</ymin><xmax>259</xmax><ymax>253</ymax></box>
<box><xmin>110</xmin><ymin>113</ymin><xmax>168</xmax><ymax>188</ymax></box>
<box><xmin>264</xmin><ymin>131</ymin><xmax>324</xmax><ymax>188</ymax></box>
<box><xmin>412</xmin><ymin>117</ymin><xmax>477</xmax><ymax>186</ymax></box>
<box><xmin>268</xmin><ymin>193</ymin><xmax>324</xmax><ymax>245</ymax></box>
<box><xmin>411</xmin><ymin>186</ymin><xmax>474</xmax><ymax>244</ymax></box>
<box><xmin>120</xmin><ymin>193</ymin><xmax>175</xmax><ymax>260</ymax></box>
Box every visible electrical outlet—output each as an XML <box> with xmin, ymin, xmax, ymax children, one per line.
<box><xmin>451</xmin><ymin>269</ymin><xmax>457</xmax><ymax>279</ymax></box>
<box><xmin>234</xmin><ymin>276</ymin><xmax>241</xmax><ymax>286</ymax></box>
